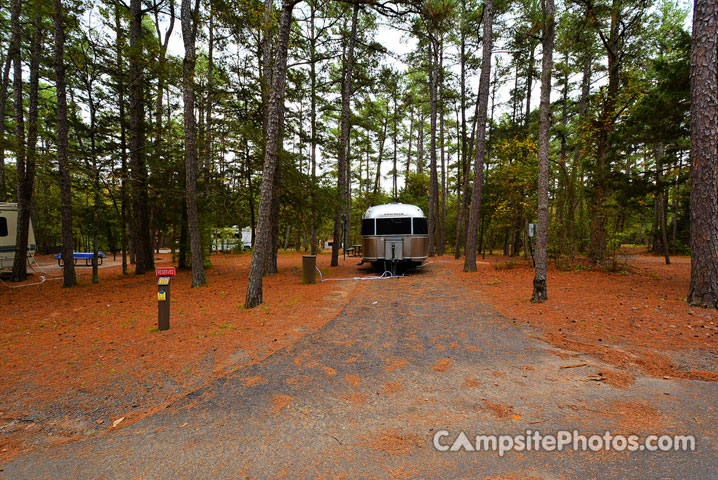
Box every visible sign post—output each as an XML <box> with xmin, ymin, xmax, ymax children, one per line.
<box><xmin>156</xmin><ymin>267</ymin><xmax>176</xmax><ymax>331</ymax></box>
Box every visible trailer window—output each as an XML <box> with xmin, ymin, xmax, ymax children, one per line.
<box><xmin>376</xmin><ymin>217</ymin><xmax>411</xmax><ymax>235</ymax></box>
<box><xmin>361</xmin><ymin>219</ymin><xmax>374</xmax><ymax>236</ymax></box>
<box><xmin>0</xmin><ymin>217</ymin><xmax>7</xmax><ymax>237</ymax></box>
<box><xmin>413</xmin><ymin>217</ymin><xmax>428</xmax><ymax>235</ymax></box>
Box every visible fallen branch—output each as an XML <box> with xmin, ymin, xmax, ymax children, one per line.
<box><xmin>560</xmin><ymin>362</ymin><xmax>588</xmax><ymax>369</ymax></box>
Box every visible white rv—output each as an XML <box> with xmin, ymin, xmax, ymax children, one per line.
<box><xmin>211</xmin><ymin>225</ymin><xmax>252</xmax><ymax>252</ymax></box>
<box><xmin>0</xmin><ymin>203</ymin><xmax>36</xmax><ymax>269</ymax></box>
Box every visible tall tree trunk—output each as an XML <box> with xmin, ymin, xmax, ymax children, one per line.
<box><xmin>309</xmin><ymin>3</ymin><xmax>318</xmax><ymax>255</ymax></box>
<box><xmin>0</xmin><ymin>53</ymin><xmax>10</xmax><ymax>202</ymax></box>
<box><xmin>654</xmin><ymin>144</ymin><xmax>670</xmax><ymax>265</ymax></box>
<box><xmin>53</xmin><ymin>0</ymin><xmax>76</xmax><ymax>287</ymax></box>
<box><xmin>416</xmin><ymin>115</ymin><xmax>424</xmax><ymax>173</ymax></box>
<box><xmin>259</xmin><ymin>0</ymin><xmax>282</xmax><ymax>275</ymax></box>
<box><xmin>688</xmin><ymin>0</ymin><xmax>718</xmax><ymax>307</ymax></box>
<box><xmin>373</xmin><ymin>115</ymin><xmax>388</xmax><ymax>197</ymax></box>
<box><xmin>331</xmin><ymin>3</ymin><xmax>359</xmax><ymax>267</ymax></box>
<box><xmin>671</xmin><ymin>154</ymin><xmax>681</xmax><ymax>254</ymax></box>
<box><xmin>588</xmin><ymin>2</ymin><xmax>621</xmax><ymax>262</ymax></box>
<box><xmin>152</xmin><ymin>0</ymin><xmax>175</xmax><ymax>177</ymax></box>
<box><xmin>438</xmin><ymin>39</ymin><xmax>446</xmax><ymax>256</ymax></box>
<box><xmin>460</xmin><ymin>76</ymin><xmax>483</xmax><ymax>258</ymax></box>
<box><xmin>464</xmin><ymin>0</ymin><xmax>493</xmax><ymax>272</ymax></box>
<box><xmin>531</xmin><ymin>0</ymin><xmax>554</xmax><ymax>303</ymax></box>
<box><xmin>10</xmin><ymin>0</ymin><xmax>30</xmax><ymax>282</ymax></box>
<box><xmin>182</xmin><ymin>0</ymin><xmax>207</xmax><ymax>287</ymax></box>
<box><xmin>524</xmin><ymin>43</ymin><xmax>535</xmax><ymax>131</ymax></box>
<box><xmin>81</xmin><ymin>70</ymin><xmax>102</xmax><ymax>284</ymax></box>
<box><xmin>406</xmin><ymin>109</ymin><xmax>413</xmax><ymax>179</ymax></box>
<box><xmin>455</xmin><ymin>0</ymin><xmax>467</xmax><ymax>259</ymax></box>
<box><xmin>558</xmin><ymin>51</ymin><xmax>569</xmax><ymax>252</ymax></box>
<box><xmin>246</xmin><ymin>0</ymin><xmax>296</xmax><ymax>308</ymax></box>
<box><xmin>264</xmin><ymin>162</ymin><xmax>281</xmax><ymax>274</ymax></box>
<box><xmin>205</xmin><ymin>1</ymin><xmax>214</xmax><ymax>177</ymax></box>
<box><xmin>572</xmin><ymin>54</ymin><xmax>591</xmax><ymax>255</ymax></box>
<box><xmin>129</xmin><ymin>0</ymin><xmax>153</xmax><ymax>274</ymax></box>
<box><xmin>114</xmin><ymin>3</ymin><xmax>129</xmax><ymax>275</ymax></box>
<box><xmin>427</xmin><ymin>37</ymin><xmax>439</xmax><ymax>257</ymax></box>
<box><xmin>392</xmin><ymin>80</ymin><xmax>398</xmax><ymax>200</ymax></box>
<box><xmin>178</xmin><ymin>197</ymin><xmax>189</xmax><ymax>268</ymax></box>
<box><xmin>454</xmin><ymin>105</ymin><xmax>462</xmax><ymax>258</ymax></box>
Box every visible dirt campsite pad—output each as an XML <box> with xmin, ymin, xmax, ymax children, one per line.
<box><xmin>1</xmin><ymin>250</ymin><xmax>717</xmax><ymax>478</ymax></box>
<box><xmin>0</xmin><ymin>252</ymin><xmax>360</xmax><ymax>462</ymax></box>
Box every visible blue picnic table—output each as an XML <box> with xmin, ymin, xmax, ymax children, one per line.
<box><xmin>56</xmin><ymin>252</ymin><xmax>106</xmax><ymax>267</ymax></box>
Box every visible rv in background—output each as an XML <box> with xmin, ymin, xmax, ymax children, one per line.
<box><xmin>361</xmin><ymin>203</ymin><xmax>429</xmax><ymax>274</ymax></box>
<box><xmin>0</xmin><ymin>203</ymin><xmax>36</xmax><ymax>269</ymax></box>
<box><xmin>211</xmin><ymin>225</ymin><xmax>252</xmax><ymax>252</ymax></box>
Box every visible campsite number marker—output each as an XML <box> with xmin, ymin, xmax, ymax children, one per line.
<box><xmin>156</xmin><ymin>267</ymin><xmax>175</xmax><ymax>330</ymax></box>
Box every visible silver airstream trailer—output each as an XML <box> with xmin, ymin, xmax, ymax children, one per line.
<box><xmin>361</xmin><ymin>203</ymin><xmax>428</xmax><ymax>273</ymax></box>
<box><xmin>0</xmin><ymin>202</ymin><xmax>36</xmax><ymax>269</ymax></box>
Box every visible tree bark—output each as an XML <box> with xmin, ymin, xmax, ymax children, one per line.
<box><xmin>572</xmin><ymin>53</ymin><xmax>591</xmax><ymax>254</ymax></box>
<box><xmin>205</xmin><ymin>2</ymin><xmax>214</xmax><ymax>177</ymax></box>
<box><xmin>531</xmin><ymin>0</ymin><xmax>555</xmax><ymax>303</ymax></box>
<box><xmin>438</xmin><ymin>39</ymin><xmax>446</xmax><ymax>256</ymax></box>
<box><xmin>427</xmin><ymin>37</ymin><xmax>439</xmax><ymax>257</ymax></box>
<box><xmin>454</xmin><ymin>104</ymin><xmax>462</xmax><ymax>258</ymax></box>
<box><xmin>264</xmin><ymin>161</ymin><xmax>281</xmax><ymax>274</ymax></box>
<box><xmin>654</xmin><ymin>144</ymin><xmax>670</xmax><ymax>265</ymax></box>
<box><xmin>114</xmin><ymin>3</ymin><xmax>129</xmax><ymax>275</ymax></box>
<box><xmin>524</xmin><ymin>42</ymin><xmax>535</xmax><ymax>131</ymax></box>
<box><xmin>152</xmin><ymin>0</ymin><xmax>175</xmax><ymax>175</ymax></box>
<box><xmin>10</xmin><ymin>0</ymin><xmax>29</xmax><ymax>282</ymax></box>
<box><xmin>688</xmin><ymin>0</ymin><xmax>718</xmax><ymax>307</ymax></box>
<box><xmin>588</xmin><ymin>1</ymin><xmax>622</xmax><ymax>262</ymax></box>
<box><xmin>309</xmin><ymin>2</ymin><xmax>318</xmax><ymax>255</ymax></box>
<box><xmin>671</xmin><ymin>154</ymin><xmax>681</xmax><ymax>254</ymax></box>
<box><xmin>464</xmin><ymin>0</ymin><xmax>493</xmax><ymax>272</ymax></box>
<box><xmin>406</xmin><ymin>109</ymin><xmax>413</xmax><ymax>179</ymax></box>
<box><xmin>392</xmin><ymin>79</ymin><xmax>398</xmax><ymax>199</ymax></box>
<box><xmin>416</xmin><ymin>114</ymin><xmax>424</xmax><ymax>173</ymax></box>
<box><xmin>331</xmin><ymin>3</ymin><xmax>359</xmax><ymax>267</ymax></box>
<box><xmin>454</xmin><ymin>0</ymin><xmax>467</xmax><ymax>259</ymax></box>
<box><xmin>83</xmin><ymin>62</ymin><xmax>101</xmax><ymax>284</ymax></box>
<box><xmin>0</xmin><ymin>53</ymin><xmax>10</xmax><ymax>202</ymax></box>
<box><xmin>245</xmin><ymin>0</ymin><xmax>296</xmax><ymax>308</ymax></box>
<box><xmin>182</xmin><ymin>0</ymin><xmax>207</xmax><ymax>287</ymax></box>
<box><xmin>129</xmin><ymin>0</ymin><xmax>153</xmax><ymax>274</ymax></box>
<box><xmin>460</xmin><ymin>73</ymin><xmax>483</xmax><ymax>259</ymax></box>
<box><xmin>373</xmin><ymin>113</ymin><xmax>388</xmax><ymax>197</ymax></box>
<box><xmin>259</xmin><ymin>0</ymin><xmax>282</xmax><ymax>276</ymax></box>
<box><xmin>53</xmin><ymin>0</ymin><xmax>76</xmax><ymax>287</ymax></box>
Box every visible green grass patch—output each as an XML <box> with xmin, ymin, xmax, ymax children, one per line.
<box><xmin>494</xmin><ymin>261</ymin><xmax>519</xmax><ymax>271</ymax></box>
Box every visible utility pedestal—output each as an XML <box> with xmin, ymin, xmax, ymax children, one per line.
<box><xmin>157</xmin><ymin>276</ymin><xmax>171</xmax><ymax>330</ymax></box>
<box><xmin>155</xmin><ymin>267</ymin><xmax>176</xmax><ymax>331</ymax></box>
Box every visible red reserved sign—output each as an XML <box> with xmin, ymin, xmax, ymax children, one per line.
<box><xmin>156</xmin><ymin>267</ymin><xmax>176</xmax><ymax>277</ymax></box>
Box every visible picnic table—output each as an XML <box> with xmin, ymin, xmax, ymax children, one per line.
<box><xmin>56</xmin><ymin>252</ymin><xmax>106</xmax><ymax>267</ymax></box>
<box><xmin>348</xmin><ymin>244</ymin><xmax>362</xmax><ymax>257</ymax></box>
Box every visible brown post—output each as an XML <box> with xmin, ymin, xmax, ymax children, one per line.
<box><xmin>302</xmin><ymin>255</ymin><xmax>316</xmax><ymax>284</ymax></box>
<box><xmin>157</xmin><ymin>276</ymin><xmax>170</xmax><ymax>330</ymax></box>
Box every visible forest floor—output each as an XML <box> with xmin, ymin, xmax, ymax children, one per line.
<box><xmin>1</xmin><ymin>247</ymin><xmax>716</xmax><ymax>474</ymax></box>
<box><xmin>2</xmin><ymin>247</ymin><xmax>716</xmax><ymax>478</ymax></box>
<box><xmin>0</xmin><ymin>251</ymin><xmax>362</xmax><ymax>463</ymax></box>
<box><xmin>454</xmin><ymin>247</ymin><xmax>718</xmax><ymax>383</ymax></box>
